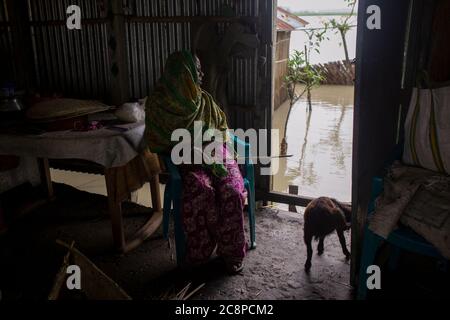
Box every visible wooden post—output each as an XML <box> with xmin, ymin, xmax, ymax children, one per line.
<box><xmin>149</xmin><ymin>175</ymin><xmax>162</xmax><ymax>212</ymax></box>
<box><xmin>5</xmin><ymin>0</ymin><xmax>35</xmax><ymax>90</ymax></box>
<box><xmin>352</xmin><ymin>0</ymin><xmax>411</xmax><ymax>286</ymax></box>
<box><xmin>288</xmin><ymin>185</ymin><xmax>298</xmax><ymax>212</ymax></box>
<box><xmin>104</xmin><ymin>168</ymin><xmax>125</xmax><ymax>252</ymax></box>
<box><xmin>129</xmin><ymin>191</ymin><xmax>139</xmax><ymax>203</ymax></box>
<box><xmin>38</xmin><ymin>158</ymin><xmax>54</xmax><ymax>200</ymax></box>
<box><xmin>107</xmin><ymin>0</ymin><xmax>130</xmax><ymax>105</ymax></box>
<box><xmin>255</xmin><ymin>0</ymin><xmax>276</xmax><ymax>198</ymax></box>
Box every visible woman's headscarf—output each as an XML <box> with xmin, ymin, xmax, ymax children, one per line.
<box><xmin>145</xmin><ymin>51</ymin><xmax>229</xmax><ymax>176</ymax></box>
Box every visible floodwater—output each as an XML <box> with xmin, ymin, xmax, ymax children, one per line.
<box><xmin>272</xmin><ymin>85</ymin><xmax>354</xmax><ymax>203</ymax></box>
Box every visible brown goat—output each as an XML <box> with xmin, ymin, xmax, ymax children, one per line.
<box><xmin>303</xmin><ymin>197</ymin><xmax>352</xmax><ymax>272</ymax></box>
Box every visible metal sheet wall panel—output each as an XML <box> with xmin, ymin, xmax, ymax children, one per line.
<box><xmin>28</xmin><ymin>0</ymin><xmax>105</xmax><ymax>21</ymax></box>
<box><xmin>0</xmin><ymin>0</ymin><xmax>16</xmax><ymax>84</ymax></box>
<box><xmin>126</xmin><ymin>20</ymin><xmax>191</xmax><ymax>98</ymax></box>
<box><xmin>0</xmin><ymin>0</ymin><xmax>8</xmax><ymax>22</ymax></box>
<box><xmin>125</xmin><ymin>0</ymin><xmax>258</xmax><ymax>17</ymax></box>
<box><xmin>228</xmin><ymin>55</ymin><xmax>257</xmax><ymax>106</ymax></box>
<box><xmin>125</xmin><ymin>0</ymin><xmax>259</xmax><ymax>121</ymax></box>
<box><xmin>3</xmin><ymin>0</ymin><xmax>265</xmax><ymax>126</ymax></box>
<box><xmin>27</xmin><ymin>0</ymin><xmax>110</xmax><ymax>99</ymax></box>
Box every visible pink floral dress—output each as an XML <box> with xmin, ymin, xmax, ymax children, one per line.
<box><xmin>179</xmin><ymin>144</ymin><xmax>247</xmax><ymax>264</ymax></box>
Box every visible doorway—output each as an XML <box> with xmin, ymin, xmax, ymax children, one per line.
<box><xmin>269</xmin><ymin>1</ymin><xmax>357</xmax><ymax>209</ymax></box>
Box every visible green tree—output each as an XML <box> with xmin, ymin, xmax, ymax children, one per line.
<box><xmin>328</xmin><ymin>0</ymin><xmax>357</xmax><ymax>64</ymax></box>
<box><xmin>281</xmin><ymin>29</ymin><xmax>326</xmax><ymax>155</ymax></box>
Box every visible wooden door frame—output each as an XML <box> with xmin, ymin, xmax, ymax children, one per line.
<box><xmin>350</xmin><ymin>0</ymin><xmax>414</xmax><ymax>286</ymax></box>
<box><xmin>258</xmin><ymin>0</ymin><xmax>433</xmax><ymax>288</ymax></box>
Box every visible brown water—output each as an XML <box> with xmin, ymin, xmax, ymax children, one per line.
<box><xmin>272</xmin><ymin>85</ymin><xmax>354</xmax><ymax>203</ymax></box>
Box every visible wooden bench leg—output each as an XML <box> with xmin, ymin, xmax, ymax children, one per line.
<box><xmin>104</xmin><ymin>170</ymin><xmax>163</xmax><ymax>253</ymax></box>
<box><xmin>105</xmin><ymin>169</ymin><xmax>125</xmax><ymax>252</ymax></box>
<box><xmin>122</xmin><ymin>175</ymin><xmax>163</xmax><ymax>253</ymax></box>
<box><xmin>38</xmin><ymin>158</ymin><xmax>54</xmax><ymax>200</ymax></box>
<box><xmin>150</xmin><ymin>174</ymin><xmax>162</xmax><ymax>212</ymax></box>
<box><xmin>129</xmin><ymin>191</ymin><xmax>139</xmax><ymax>203</ymax></box>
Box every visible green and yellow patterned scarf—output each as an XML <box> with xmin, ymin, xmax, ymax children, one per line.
<box><xmin>145</xmin><ymin>51</ymin><xmax>229</xmax><ymax>177</ymax></box>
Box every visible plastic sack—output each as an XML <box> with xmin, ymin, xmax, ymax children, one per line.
<box><xmin>115</xmin><ymin>102</ymin><xmax>145</xmax><ymax>123</ymax></box>
<box><xmin>403</xmin><ymin>85</ymin><xmax>450</xmax><ymax>175</ymax></box>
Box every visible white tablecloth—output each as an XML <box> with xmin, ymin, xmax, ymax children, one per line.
<box><xmin>0</xmin><ymin>122</ymin><xmax>145</xmax><ymax>168</ymax></box>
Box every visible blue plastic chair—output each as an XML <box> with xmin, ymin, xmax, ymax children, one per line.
<box><xmin>162</xmin><ymin>134</ymin><xmax>256</xmax><ymax>265</ymax></box>
<box><xmin>357</xmin><ymin>176</ymin><xmax>448</xmax><ymax>299</ymax></box>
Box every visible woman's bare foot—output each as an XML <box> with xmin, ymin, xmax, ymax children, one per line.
<box><xmin>224</xmin><ymin>257</ymin><xmax>244</xmax><ymax>275</ymax></box>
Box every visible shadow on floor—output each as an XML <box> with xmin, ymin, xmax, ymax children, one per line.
<box><xmin>0</xmin><ymin>183</ymin><xmax>354</xmax><ymax>300</ymax></box>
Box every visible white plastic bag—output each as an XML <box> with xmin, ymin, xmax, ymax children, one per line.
<box><xmin>115</xmin><ymin>102</ymin><xmax>145</xmax><ymax>123</ymax></box>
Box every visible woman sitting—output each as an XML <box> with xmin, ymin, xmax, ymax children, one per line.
<box><xmin>144</xmin><ymin>51</ymin><xmax>247</xmax><ymax>274</ymax></box>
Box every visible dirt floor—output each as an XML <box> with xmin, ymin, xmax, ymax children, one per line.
<box><xmin>0</xmin><ymin>183</ymin><xmax>354</xmax><ymax>300</ymax></box>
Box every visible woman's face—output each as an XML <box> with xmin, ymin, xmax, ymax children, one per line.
<box><xmin>194</xmin><ymin>55</ymin><xmax>204</xmax><ymax>86</ymax></box>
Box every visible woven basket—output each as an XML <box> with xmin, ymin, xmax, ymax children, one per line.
<box><xmin>26</xmin><ymin>99</ymin><xmax>111</xmax><ymax>122</ymax></box>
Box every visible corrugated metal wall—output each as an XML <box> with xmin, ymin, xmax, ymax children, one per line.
<box><xmin>0</xmin><ymin>0</ymin><xmax>16</xmax><ymax>84</ymax></box>
<box><xmin>0</xmin><ymin>0</ymin><xmax>272</xmax><ymax>132</ymax></box>
<box><xmin>124</xmin><ymin>0</ymin><xmax>192</xmax><ymax>98</ymax></box>
<box><xmin>227</xmin><ymin>55</ymin><xmax>257</xmax><ymax>107</ymax></box>
<box><xmin>27</xmin><ymin>0</ymin><xmax>111</xmax><ymax>99</ymax></box>
<box><xmin>124</xmin><ymin>0</ymin><xmax>259</xmax><ymax>115</ymax></box>
<box><xmin>0</xmin><ymin>0</ymin><xmax>274</xmax><ymax>195</ymax></box>
<box><xmin>124</xmin><ymin>0</ymin><xmax>258</xmax><ymax>17</ymax></box>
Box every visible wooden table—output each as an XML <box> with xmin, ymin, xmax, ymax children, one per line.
<box><xmin>0</xmin><ymin>125</ymin><xmax>163</xmax><ymax>253</ymax></box>
<box><xmin>46</xmin><ymin>158</ymin><xmax>163</xmax><ymax>253</ymax></box>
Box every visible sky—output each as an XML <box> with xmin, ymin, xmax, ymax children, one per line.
<box><xmin>277</xmin><ymin>0</ymin><xmax>353</xmax><ymax>12</ymax></box>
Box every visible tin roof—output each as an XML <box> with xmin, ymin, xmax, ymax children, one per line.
<box><xmin>277</xmin><ymin>7</ymin><xmax>309</xmax><ymax>31</ymax></box>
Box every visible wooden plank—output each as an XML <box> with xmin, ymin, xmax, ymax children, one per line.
<box><xmin>288</xmin><ymin>185</ymin><xmax>299</xmax><ymax>212</ymax></box>
<box><xmin>275</xmin><ymin>38</ymin><xmax>291</xmax><ymax>45</ymax></box>
<box><xmin>149</xmin><ymin>175</ymin><xmax>162</xmax><ymax>212</ymax></box>
<box><xmin>48</xmin><ymin>241</ymin><xmax>75</xmax><ymax>300</ymax></box>
<box><xmin>127</xmin><ymin>15</ymin><xmax>258</xmax><ymax>24</ymax></box>
<box><xmin>313</xmin><ymin>61</ymin><xmax>355</xmax><ymax>85</ymax></box>
<box><xmin>104</xmin><ymin>168</ymin><xmax>125</xmax><ymax>252</ymax></box>
<box><xmin>260</xmin><ymin>191</ymin><xmax>352</xmax><ymax>208</ymax></box>
<box><xmin>38</xmin><ymin>158</ymin><xmax>54</xmax><ymax>200</ymax></box>
<box><xmin>255</xmin><ymin>0</ymin><xmax>276</xmax><ymax>196</ymax></box>
<box><xmin>258</xmin><ymin>191</ymin><xmax>314</xmax><ymax>208</ymax></box>
<box><xmin>107</xmin><ymin>0</ymin><xmax>130</xmax><ymax>105</ymax></box>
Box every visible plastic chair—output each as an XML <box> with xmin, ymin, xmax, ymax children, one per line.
<box><xmin>162</xmin><ymin>134</ymin><xmax>256</xmax><ymax>265</ymax></box>
<box><xmin>357</xmin><ymin>176</ymin><xmax>448</xmax><ymax>299</ymax></box>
